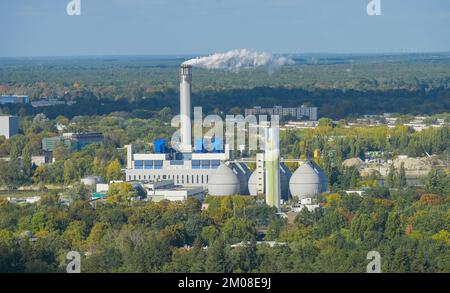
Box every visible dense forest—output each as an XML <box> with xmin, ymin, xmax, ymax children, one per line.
<box><xmin>0</xmin><ymin>187</ymin><xmax>449</xmax><ymax>273</ymax></box>
<box><xmin>1</xmin><ymin>53</ymin><xmax>450</xmax><ymax>119</ymax></box>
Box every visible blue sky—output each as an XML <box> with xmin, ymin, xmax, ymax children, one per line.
<box><xmin>0</xmin><ymin>0</ymin><xmax>449</xmax><ymax>57</ymax></box>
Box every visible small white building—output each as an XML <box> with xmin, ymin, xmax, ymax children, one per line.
<box><xmin>345</xmin><ymin>190</ymin><xmax>365</xmax><ymax>197</ymax></box>
<box><xmin>142</xmin><ymin>179</ymin><xmax>204</xmax><ymax>202</ymax></box>
<box><xmin>291</xmin><ymin>197</ymin><xmax>320</xmax><ymax>212</ymax></box>
<box><xmin>7</xmin><ymin>196</ymin><xmax>40</xmax><ymax>204</ymax></box>
<box><xmin>96</xmin><ymin>184</ymin><xmax>109</xmax><ymax>193</ymax></box>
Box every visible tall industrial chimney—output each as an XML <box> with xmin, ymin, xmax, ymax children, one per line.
<box><xmin>180</xmin><ymin>64</ymin><xmax>192</xmax><ymax>153</ymax></box>
<box><xmin>265</xmin><ymin>127</ymin><xmax>281</xmax><ymax>211</ymax></box>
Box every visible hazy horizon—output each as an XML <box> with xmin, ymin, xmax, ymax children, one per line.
<box><xmin>1</xmin><ymin>51</ymin><xmax>450</xmax><ymax>60</ymax></box>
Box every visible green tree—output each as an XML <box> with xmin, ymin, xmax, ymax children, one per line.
<box><xmin>107</xmin><ymin>182</ymin><xmax>136</xmax><ymax>205</ymax></box>
<box><xmin>385</xmin><ymin>210</ymin><xmax>403</xmax><ymax>239</ymax></box>
<box><xmin>350</xmin><ymin>213</ymin><xmax>376</xmax><ymax>242</ymax></box>
<box><xmin>22</xmin><ymin>149</ymin><xmax>33</xmax><ymax>182</ymax></box>
<box><xmin>53</xmin><ymin>144</ymin><xmax>69</xmax><ymax>161</ymax></box>
<box><xmin>386</xmin><ymin>164</ymin><xmax>396</xmax><ymax>188</ymax></box>
<box><xmin>63</xmin><ymin>159</ymin><xmax>76</xmax><ymax>184</ymax></box>
<box><xmin>318</xmin><ymin>118</ymin><xmax>333</xmax><ymax>128</ymax></box>
<box><xmin>397</xmin><ymin>162</ymin><xmax>407</xmax><ymax>189</ymax></box>
<box><xmin>424</xmin><ymin>168</ymin><xmax>449</xmax><ymax>195</ymax></box>
<box><xmin>201</xmin><ymin>226</ymin><xmax>220</xmax><ymax>246</ymax></box>
<box><xmin>204</xmin><ymin>238</ymin><xmax>230</xmax><ymax>273</ymax></box>
<box><xmin>221</xmin><ymin>218</ymin><xmax>256</xmax><ymax>244</ymax></box>
<box><xmin>106</xmin><ymin>159</ymin><xmax>122</xmax><ymax>182</ymax></box>
<box><xmin>63</xmin><ymin>220</ymin><xmax>87</xmax><ymax>248</ymax></box>
<box><xmin>295</xmin><ymin>208</ymin><xmax>314</xmax><ymax>227</ymax></box>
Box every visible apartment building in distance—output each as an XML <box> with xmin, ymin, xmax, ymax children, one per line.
<box><xmin>245</xmin><ymin>105</ymin><xmax>318</xmax><ymax>121</ymax></box>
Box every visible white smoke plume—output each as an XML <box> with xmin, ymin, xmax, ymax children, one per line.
<box><xmin>183</xmin><ymin>49</ymin><xmax>294</xmax><ymax>72</ymax></box>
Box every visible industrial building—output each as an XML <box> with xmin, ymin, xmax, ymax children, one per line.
<box><xmin>245</xmin><ymin>105</ymin><xmax>318</xmax><ymax>121</ymax></box>
<box><xmin>0</xmin><ymin>155</ymin><xmax>49</xmax><ymax>167</ymax></box>
<box><xmin>42</xmin><ymin>132</ymin><xmax>104</xmax><ymax>152</ymax></box>
<box><xmin>125</xmin><ymin>65</ymin><xmax>327</xmax><ymax>209</ymax></box>
<box><xmin>0</xmin><ymin>95</ymin><xmax>29</xmax><ymax>105</ymax></box>
<box><xmin>0</xmin><ymin>115</ymin><xmax>19</xmax><ymax>139</ymax></box>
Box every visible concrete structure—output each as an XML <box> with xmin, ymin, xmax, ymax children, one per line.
<box><xmin>245</xmin><ymin>105</ymin><xmax>318</xmax><ymax>121</ymax></box>
<box><xmin>248</xmin><ymin>164</ymin><xmax>291</xmax><ymax>201</ymax></box>
<box><xmin>265</xmin><ymin>127</ymin><xmax>281</xmax><ymax>210</ymax></box>
<box><xmin>0</xmin><ymin>115</ymin><xmax>19</xmax><ymax>139</ymax></box>
<box><xmin>179</xmin><ymin>64</ymin><xmax>192</xmax><ymax>153</ymax></box>
<box><xmin>125</xmin><ymin>144</ymin><xmax>133</xmax><ymax>169</ymax></box>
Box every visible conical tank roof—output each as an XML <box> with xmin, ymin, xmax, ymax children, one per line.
<box><xmin>290</xmin><ymin>162</ymin><xmax>321</xmax><ymax>184</ymax></box>
<box><xmin>289</xmin><ymin>161</ymin><xmax>325</xmax><ymax>199</ymax></box>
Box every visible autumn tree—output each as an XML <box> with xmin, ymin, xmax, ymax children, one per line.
<box><xmin>106</xmin><ymin>159</ymin><xmax>122</xmax><ymax>182</ymax></box>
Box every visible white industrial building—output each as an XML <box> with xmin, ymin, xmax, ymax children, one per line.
<box><xmin>143</xmin><ymin>180</ymin><xmax>205</xmax><ymax>202</ymax></box>
<box><xmin>0</xmin><ymin>115</ymin><xmax>19</xmax><ymax>139</ymax></box>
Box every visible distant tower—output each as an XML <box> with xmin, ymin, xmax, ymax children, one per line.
<box><xmin>265</xmin><ymin>127</ymin><xmax>281</xmax><ymax>210</ymax></box>
<box><xmin>126</xmin><ymin>144</ymin><xmax>133</xmax><ymax>169</ymax></box>
<box><xmin>180</xmin><ymin>64</ymin><xmax>192</xmax><ymax>153</ymax></box>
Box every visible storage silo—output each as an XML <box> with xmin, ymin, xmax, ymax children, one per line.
<box><xmin>208</xmin><ymin>163</ymin><xmax>240</xmax><ymax>196</ymax></box>
<box><xmin>289</xmin><ymin>161</ymin><xmax>326</xmax><ymax>199</ymax></box>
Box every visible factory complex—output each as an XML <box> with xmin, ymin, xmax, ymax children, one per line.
<box><xmin>123</xmin><ymin>65</ymin><xmax>328</xmax><ymax>210</ymax></box>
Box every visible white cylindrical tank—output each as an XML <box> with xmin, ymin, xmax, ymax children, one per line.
<box><xmin>248</xmin><ymin>171</ymin><xmax>259</xmax><ymax>196</ymax></box>
<box><xmin>208</xmin><ymin>163</ymin><xmax>240</xmax><ymax>196</ymax></box>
